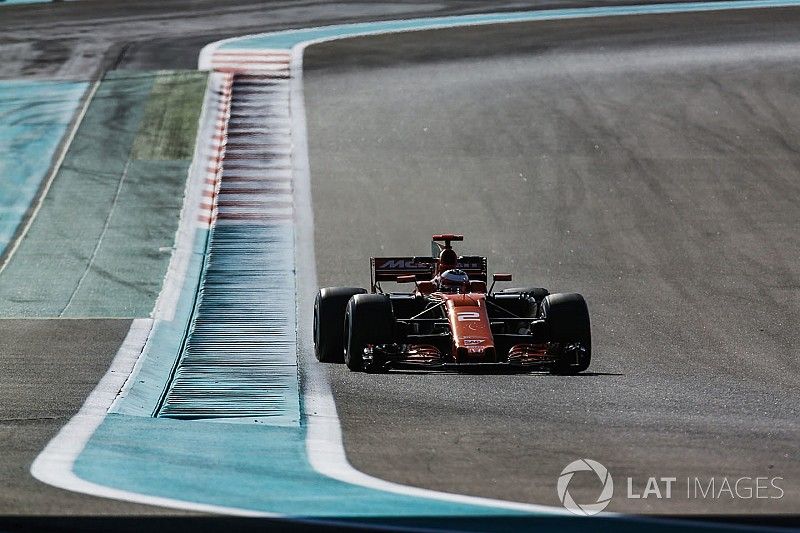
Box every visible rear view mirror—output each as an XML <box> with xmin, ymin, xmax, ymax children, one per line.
<box><xmin>396</xmin><ymin>275</ymin><xmax>417</xmax><ymax>283</ymax></box>
<box><xmin>489</xmin><ymin>273</ymin><xmax>512</xmax><ymax>294</ymax></box>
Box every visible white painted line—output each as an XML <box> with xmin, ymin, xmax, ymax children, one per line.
<box><xmin>0</xmin><ymin>79</ymin><xmax>100</xmax><ymax>276</ymax></box>
<box><xmin>60</xmin><ymin>159</ymin><xmax>131</xmax><ymax>317</ymax></box>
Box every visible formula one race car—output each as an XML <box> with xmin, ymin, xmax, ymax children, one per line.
<box><xmin>313</xmin><ymin>234</ymin><xmax>591</xmax><ymax>374</ymax></box>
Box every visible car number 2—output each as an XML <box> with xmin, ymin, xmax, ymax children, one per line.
<box><xmin>457</xmin><ymin>311</ymin><xmax>480</xmax><ymax>322</ymax></box>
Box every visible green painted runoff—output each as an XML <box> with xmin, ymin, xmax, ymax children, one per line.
<box><xmin>0</xmin><ymin>70</ymin><xmax>208</xmax><ymax>318</ymax></box>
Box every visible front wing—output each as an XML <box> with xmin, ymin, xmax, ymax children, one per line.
<box><xmin>363</xmin><ymin>342</ymin><xmax>586</xmax><ymax>372</ymax></box>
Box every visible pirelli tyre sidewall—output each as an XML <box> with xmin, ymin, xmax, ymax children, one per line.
<box><xmin>314</xmin><ymin>287</ymin><xmax>367</xmax><ymax>363</ymax></box>
<box><xmin>542</xmin><ymin>292</ymin><xmax>591</xmax><ymax>374</ymax></box>
<box><xmin>344</xmin><ymin>293</ymin><xmax>394</xmax><ymax>372</ymax></box>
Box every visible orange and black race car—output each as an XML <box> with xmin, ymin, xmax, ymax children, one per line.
<box><xmin>313</xmin><ymin>234</ymin><xmax>591</xmax><ymax>374</ymax></box>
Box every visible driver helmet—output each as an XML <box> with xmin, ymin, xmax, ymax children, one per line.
<box><xmin>439</xmin><ymin>247</ymin><xmax>458</xmax><ymax>271</ymax></box>
<box><xmin>438</xmin><ymin>269</ymin><xmax>470</xmax><ymax>294</ymax></box>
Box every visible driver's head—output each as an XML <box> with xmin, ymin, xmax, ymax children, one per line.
<box><xmin>438</xmin><ymin>269</ymin><xmax>469</xmax><ymax>294</ymax></box>
<box><xmin>439</xmin><ymin>247</ymin><xmax>457</xmax><ymax>271</ymax></box>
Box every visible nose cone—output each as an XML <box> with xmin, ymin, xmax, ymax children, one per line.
<box><xmin>445</xmin><ymin>295</ymin><xmax>496</xmax><ymax>363</ymax></box>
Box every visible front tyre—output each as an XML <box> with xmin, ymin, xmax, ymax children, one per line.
<box><xmin>542</xmin><ymin>293</ymin><xmax>591</xmax><ymax>375</ymax></box>
<box><xmin>344</xmin><ymin>294</ymin><xmax>394</xmax><ymax>372</ymax></box>
<box><xmin>314</xmin><ymin>287</ymin><xmax>367</xmax><ymax>363</ymax></box>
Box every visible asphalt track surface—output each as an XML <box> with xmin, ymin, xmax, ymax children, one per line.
<box><xmin>0</xmin><ymin>319</ymin><xmax>165</xmax><ymax>514</ymax></box>
<box><xmin>2</xmin><ymin>0</ymin><xmax>705</xmax><ymax>519</ymax></box>
<box><xmin>0</xmin><ymin>0</ymin><xmax>798</xmax><ymax>525</ymax></box>
<box><xmin>305</xmin><ymin>8</ymin><xmax>800</xmax><ymax>515</ymax></box>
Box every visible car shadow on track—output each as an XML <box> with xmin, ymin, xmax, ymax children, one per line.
<box><xmin>377</xmin><ymin>370</ymin><xmax>624</xmax><ymax>377</ymax></box>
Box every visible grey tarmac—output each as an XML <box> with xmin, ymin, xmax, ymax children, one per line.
<box><xmin>305</xmin><ymin>8</ymin><xmax>800</xmax><ymax>515</ymax></box>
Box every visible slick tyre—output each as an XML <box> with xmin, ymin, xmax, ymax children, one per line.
<box><xmin>542</xmin><ymin>293</ymin><xmax>591</xmax><ymax>375</ymax></box>
<box><xmin>314</xmin><ymin>287</ymin><xmax>367</xmax><ymax>363</ymax></box>
<box><xmin>344</xmin><ymin>294</ymin><xmax>394</xmax><ymax>372</ymax></box>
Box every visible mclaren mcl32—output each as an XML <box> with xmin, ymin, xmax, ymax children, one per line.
<box><xmin>314</xmin><ymin>234</ymin><xmax>591</xmax><ymax>374</ymax></box>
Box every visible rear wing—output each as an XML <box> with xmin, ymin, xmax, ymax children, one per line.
<box><xmin>455</xmin><ymin>256</ymin><xmax>488</xmax><ymax>282</ymax></box>
<box><xmin>370</xmin><ymin>256</ymin><xmax>487</xmax><ymax>291</ymax></box>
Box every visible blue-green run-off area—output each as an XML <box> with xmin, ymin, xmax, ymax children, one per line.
<box><xmin>0</xmin><ymin>0</ymin><xmax>51</xmax><ymax>5</ymax></box>
<box><xmin>0</xmin><ymin>70</ymin><xmax>207</xmax><ymax>318</ymax></box>
<box><xmin>0</xmin><ymin>80</ymin><xmax>86</xmax><ymax>255</ymax></box>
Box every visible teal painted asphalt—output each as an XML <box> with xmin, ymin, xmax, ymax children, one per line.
<box><xmin>0</xmin><ymin>80</ymin><xmax>86</xmax><ymax>255</ymax></box>
<box><xmin>74</xmin><ymin>1</ymin><xmax>800</xmax><ymax>525</ymax></box>
<box><xmin>218</xmin><ymin>0</ymin><xmax>800</xmax><ymax>51</ymax></box>
<box><xmin>75</xmin><ymin>416</ymin><xmax>751</xmax><ymax>530</ymax></box>
<box><xmin>76</xmin><ymin>415</ymin><xmax>517</xmax><ymax>521</ymax></box>
<box><xmin>0</xmin><ymin>71</ymin><xmax>207</xmax><ymax>318</ymax></box>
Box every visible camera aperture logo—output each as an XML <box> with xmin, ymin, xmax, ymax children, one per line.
<box><xmin>557</xmin><ymin>459</ymin><xmax>614</xmax><ymax>516</ymax></box>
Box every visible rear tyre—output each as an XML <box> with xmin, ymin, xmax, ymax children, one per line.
<box><xmin>542</xmin><ymin>293</ymin><xmax>591</xmax><ymax>375</ymax></box>
<box><xmin>314</xmin><ymin>287</ymin><xmax>366</xmax><ymax>363</ymax></box>
<box><xmin>344</xmin><ymin>294</ymin><xmax>394</xmax><ymax>372</ymax></box>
